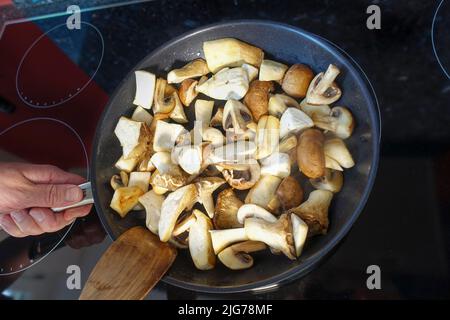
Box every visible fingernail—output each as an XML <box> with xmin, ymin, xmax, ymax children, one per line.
<box><xmin>29</xmin><ymin>210</ymin><xmax>45</xmax><ymax>223</ymax></box>
<box><xmin>11</xmin><ymin>211</ymin><xmax>26</xmax><ymax>223</ymax></box>
<box><xmin>65</xmin><ymin>186</ymin><xmax>83</xmax><ymax>202</ymax></box>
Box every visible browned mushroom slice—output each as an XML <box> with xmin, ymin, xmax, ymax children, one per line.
<box><xmin>213</xmin><ymin>188</ymin><xmax>243</xmax><ymax>229</ymax></box>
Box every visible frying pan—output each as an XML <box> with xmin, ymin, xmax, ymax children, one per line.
<box><xmin>87</xmin><ymin>20</ymin><xmax>380</xmax><ymax>293</ymax></box>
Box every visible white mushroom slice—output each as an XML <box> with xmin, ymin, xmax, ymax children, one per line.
<box><xmin>153</xmin><ymin>120</ymin><xmax>187</xmax><ymax>152</ymax></box>
<box><xmin>172</xmin><ymin>213</ymin><xmax>197</xmax><ymax>237</ymax></box>
<box><xmin>167</xmin><ymin>59</ymin><xmax>210</xmax><ymax>84</ymax></box>
<box><xmin>255</xmin><ymin>115</ymin><xmax>280</xmax><ymax>159</ymax></box>
<box><xmin>325</xmin><ymin>155</ymin><xmax>343</xmax><ymax>171</ymax></box>
<box><xmin>221</xmin><ymin>163</ymin><xmax>260</xmax><ymax>190</ymax></box>
<box><xmin>244</xmin><ymin>214</ymin><xmax>296</xmax><ymax>260</ymax></box>
<box><xmin>203</xmin><ymin>38</ymin><xmax>264</xmax><ymax>73</ymax></box>
<box><xmin>290</xmin><ymin>214</ymin><xmax>308</xmax><ymax>257</ymax></box>
<box><xmin>260</xmin><ymin>152</ymin><xmax>291</xmax><ymax>178</ymax></box>
<box><xmin>194</xmin><ymin>177</ymin><xmax>226</xmax><ymax>218</ymax></box>
<box><xmin>189</xmin><ymin>209</ymin><xmax>215</xmax><ymax>270</ymax></box>
<box><xmin>169</xmin><ymin>92</ymin><xmax>188</xmax><ymax>124</ymax></box>
<box><xmin>310</xmin><ymin>168</ymin><xmax>343</xmax><ymax>193</ymax></box>
<box><xmin>175</xmin><ymin>145</ymin><xmax>203</xmax><ymax>175</ymax></box>
<box><xmin>139</xmin><ymin>190</ymin><xmax>165</xmax><ymax>235</ymax></box>
<box><xmin>245</xmin><ymin>175</ymin><xmax>282</xmax><ymax>212</ymax></box>
<box><xmin>209</xmin><ymin>228</ymin><xmax>248</xmax><ymax>254</ymax></box>
<box><xmin>312</xmin><ymin>106</ymin><xmax>355</xmax><ymax>139</ymax></box>
<box><xmin>218</xmin><ymin>241</ymin><xmax>266</xmax><ymax>270</ymax></box>
<box><xmin>150</xmin><ymin>152</ymin><xmax>175</xmax><ymax>174</ymax></box>
<box><xmin>223</xmin><ymin>100</ymin><xmax>254</xmax><ymax>138</ymax></box>
<box><xmin>153</xmin><ymin>78</ymin><xmax>176</xmax><ymax>114</ymax></box>
<box><xmin>259</xmin><ymin>59</ymin><xmax>288</xmax><ymax>81</ymax></box>
<box><xmin>279</xmin><ymin>108</ymin><xmax>314</xmax><ymax>139</ymax></box>
<box><xmin>128</xmin><ymin>171</ymin><xmax>151</xmax><ymax>193</ymax></box>
<box><xmin>115</xmin><ymin>155</ymin><xmax>139</xmax><ymax>173</ymax></box>
<box><xmin>202</xmin><ymin>127</ymin><xmax>225</xmax><ymax>147</ymax></box>
<box><xmin>110</xmin><ymin>186</ymin><xmax>144</xmax><ymax>218</ymax></box>
<box><xmin>324</xmin><ymin>138</ymin><xmax>355</xmax><ymax>169</ymax></box>
<box><xmin>153</xmin><ymin>185</ymin><xmax>168</xmax><ymax>195</ymax></box>
<box><xmin>237</xmin><ymin>204</ymin><xmax>277</xmax><ymax>224</ymax></box>
<box><xmin>158</xmin><ymin>184</ymin><xmax>198</xmax><ymax>242</ymax></box>
<box><xmin>209</xmin><ymin>140</ymin><xmax>257</xmax><ymax>165</ymax></box>
<box><xmin>114</xmin><ymin>117</ymin><xmax>151</xmax><ymax>159</ymax></box>
<box><xmin>195</xmin><ymin>99</ymin><xmax>214</xmax><ymax>128</ymax></box>
<box><xmin>306</xmin><ymin>64</ymin><xmax>342</xmax><ymax>105</ymax></box>
<box><xmin>241</xmin><ymin>63</ymin><xmax>259</xmax><ymax>81</ymax></box>
<box><xmin>178</xmin><ymin>79</ymin><xmax>198</xmax><ymax>106</ymax></box>
<box><xmin>131</xmin><ymin>106</ymin><xmax>153</xmax><ymax>125</ymax></box>
<box><xmin>196</xmin><ymin>67</ymin><xmax>249</xmax><ymax>100</ymax></box>
<box><xmin>268</xmin><ymin>94</ymin><xmax>299</xmax><ymax>118</ymax></box>
<box><xmin>299</xmin><ymin>99</ymin><xmax>331</xmax><ymax>120</ymax></box>
<box><xmin>133</xmin><ymin>70</ymin><xmax>156</xmax><ymax>109</ymax></box>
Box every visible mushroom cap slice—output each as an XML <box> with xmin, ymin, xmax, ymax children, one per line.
<box><xmin>245</xmin><ymin>175</ymin><xmax>282</xmax><ymax>212</ymax></box>
<box><xmin>288</xmin><ymin>189</ymin><xmax>333</xmax><ymax>236</ymax></box>
<box><xmin>223</xmin><ymin>99</ymin><xmax>254</xmax><ymax>137</ymax></box>
<box><xmin>244</xmin><ymin>213</ymin><xmax>296</xmax><ymax>260</ymax></box>
<box><xmin>169</xmin><ymin>92</ymin><xmax>188</xmax><ymax>124</ymax></box>
<box><xmin>324</xmin><ymin>138</ymin><xmax>355</xmax><ymax>169</ymax></box>
<box><xmin>313</xmin><ymin>106</ymin><xmax>355</xmax><ymax>139</ymax></box>
<box><xmin>196</xmin><ymin>67</ymin><xmax>249</xmax><ymax>100</ymax></box>
<box><xmin>260</xmin><ymin>152</ymin><xmax>291</xmax><ymax>178</ymax></box>
<box><xmin>281</xmin><ymin>64</ymin><xmax>314</xmax><ymax>98</ymax></box>
<box><xmin>237</xmin><ymin>204</ymin><xmax>277</xmax><ymax>224</ymax></box>
<box><xmin>110</xmin><ymin>186</ymin><xmax>145</xmax><ymax>218</ymax></box>
<box><xmin>221</xmin><ymin>162</ymin><xmax>260</xmax><ymax>190</ymax></box>
<box><xmin>276</xmin><ymin>176</ymin><xmax>304</xmax><ymax>212</ymax></box>
<box><xmin>290</xmin><ymin>214</ymin><xmax>308</xmax><ymax>257</ymax></box>
<box><xmin>213</xmin><ymin>188</ymin><xmax>244</xmax><ymax>229</ymax></box>
<box><xmin>259</xmin><ymin>59</ymin><xmax>288</xmax><ymax>82</ymax></box>
<box><xmin>178</xmin><ymin>79</ymin><xmax>199</xmax><ymax>107</ymax></box>
<box><xmin>306</xmin><ymin>64</ymin><xmax>342</xmax><ymax>105</ymax></box>
<box><xmin>174</xmin><ymin>145</ymin><xmax>203</xmax><ymax>175</ymax></box>
<box><xmin>188</xmin><ymin>209</ymin><xmax>216</xmax><ymax>270</ymax></box>
<box><xmin>241</xmin><ymin>63</ymin><xmax>259</xmax><ymax>82</ymax></box>
<box><xmin>194</xmin><ymin>177</ymin><xmax>226</xmax><ymax>218</ymax></box>
<box><xmin>218</xmin><ymin>241</ymin><xmax>266</xmax><ymax>270</ymax></box>
<box><xmin>209</xmin><ymin>228</ymin><xmax>248</xmax><ymax>254</ymax></box>
<box><xmin>297</xmin><ymin>129</ymin><xmax>326</xmax><ymax>179</ymax></box>
<box><xmin>139</xmin><ymin>190</ymin><xmax>165</xmax><ymax>235</ymax></box>
<box><xmin>158</xmin><ymin>184</ymin><xmax>198</xmax><ymax>242</ymax></box>
<box><xmin>310</xmin><ymin>168</ymin><xmax>343</xmax><ymax>193</ymax></box>
<box><xmin>167</xmin><ymin>59</ymin><xmax>210</xmax><ymax>84</ymax></box>
<box><xmin>114</xmin><ymin>117</ymin><xmax>151</xmax><ymax>159</ymax></box>
<box><xmin>202</xmin><ymin>127</ymin><xmax>225</xmax><ymax>147</ymax></box>
<box><xmin>243</xmin><ymin>80</ymin><xmax>275</xmax><ymax>121</ymax></box>
<box><xmin>153</xmin><ymin>78</ymin><xmax>176</xmax><ymax>114</ymax></box>
<box><xmin>110</xmin><ymin>175</ymin><xmax>124</xmax><ymax>190</ymax></box>
<box><xmin>133</xmin><ymin>70</ymin><xmax>156</xmax><ymax>109</ymax></box>
<box><xmin>268</xmin><ymin>94</ymin><xmax>299</xmax><ymax>118</ymax></box>
<box><xmin>299</xmin><ymin>99</ymin><xmax>331</xmax><ymax>120</ymax></box>
<box><xmin>279</xmin><ymin>107</ymin><xmax>314</xmax><ymax>139</ymax></box>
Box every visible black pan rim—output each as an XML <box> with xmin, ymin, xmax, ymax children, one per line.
<box><xmin>91</xmin><ymin>19</ymin><xmax>380</xmax><ymax>294</ymax></box>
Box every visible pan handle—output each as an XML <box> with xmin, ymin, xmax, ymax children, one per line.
<box><xmin>51</xmin><ymin>182</ymin><xmax>94</xmax><ymax>212</ymax></box>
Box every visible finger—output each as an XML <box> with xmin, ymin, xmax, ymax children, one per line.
<box><xmin>25</xmin><ymin>184</ymin><xmax>83</xmax><ymax>208</ymax></box>
<box><xmin>63</xmin><ymin>204</ymin><xmax>92</xmax><ymax>222</ymax></box>
<box><xmin>0</xmin><ymin>214</ymin><xmax>26</xmax><ymax>237</ymax></box>
<box><xmin>10</xmin><ymin>210</ymin><xmax>43</xmax><ymax>236</ymax></box>
<box><xmin>29</xmin><ymin>208</ymin><xmax>61</xmax><ymax>233</ymax></box>
<box><xmin>19</xmin><ymin>164</ymin><xmax>86</xmax><ymax>185</ymax></box>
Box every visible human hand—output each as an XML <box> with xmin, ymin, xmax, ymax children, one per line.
<box><xmin>0</xmin><ymin>162</ymin><xmax>92</xmax><ymax>237</ymax></box>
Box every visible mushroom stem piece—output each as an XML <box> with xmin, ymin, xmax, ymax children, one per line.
<box><xmin>218</xmin><ymin>241</ymin><xmax>267</xmax><ymax>270</ymax></box>
<box><xmin>210</xmin><ymin>228</ymin><xmax>248</xmax><ymax>254</ymax></box>
<box><xmin>189</xmin><ymin>209</ymin><xmax>216</xmax><ymax>270</ymax></box>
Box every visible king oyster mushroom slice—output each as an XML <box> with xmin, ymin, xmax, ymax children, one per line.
<box><xmin>255</xmin><ymin>115</ymin><xmax>280</xmax><ymax>159</ymax></box>
<box><xmin>237</xmin><ymin>204</ymin><xmax>277</xmax><ymax>224</ymax></box>
<box><xmin>138</xmin><ymin>190</ymin><xmax>165</xmax><ymax>235</ymax></box>
<box><xmin>259</xmin><ymin>59</ymin><xmax>288</xmax><ymax>82</ymax></box>
<box><xmin>268</xmin><ymin>94</ymin><xmax>300</xmax><ymax>118</ymax></box>
<box><xmin>218</xmin><ymin>241</ymin><xmax>267</xmax><ymax>270</ymax></box>
<box><xmin>288</xmin><ymin>189</ymin><xmax>333</xmax><ymax>236</ymax></box>
<box><xmin>241</xmin><ymin>63</ymin><xmax>259</xmax><ymax>82</ymax></box>
<box><xmin>178</xmin><ymin>79</ymin><xmax>199</xmax><ymax>107</ymax></box>
<box><xmin>306</xmin><ymin>64</ymin><xmax>342</xmax><ymax>105</ymax></box>
<box><xmin>169</xmin><ymin>91</ymin><xmax>188</xmax><ymax>124</ymax></box>
<box><xmin>196</xmin><ymin>67</ymin><xmax>249</xmax><ymax>100</ymax></box>
<box><xmin>189</xmin><ymin>209</ymin><xmax>216</xmax><ymax>270</ymax></box>
<box><xmin>213</xmin><ymin>188</ymin><xmax>244</xmax><ymax>229</ymax></box>
<box><xmin>202</xmin><ymin>127</ymin><xmax>225</xmax><ymax>148</ymax></box>
<box><xmin>222</xmin><ymin>99</ymin><xmax>254</xmax><ymax>139</ymax></box>
<box><xmin>153</xmin><ymin>120</ymin><xmax>187</xmax><ymax>152</ymax></box>
<box><xmin>114</xmin><ymin>116</ymin><xmax>151</xmax><ymax>160</ymax></box>
<box><xmin>245</xmin><ymin>175</ymin><xmax>282</xmax><ymax>213</ymax></box>
<box><xmin>203</xmin><ymin>38</ymin><xmax>264</xmax><ymax>73</ymax></box>
<box><xmin>244</xmin><ymin>213</ymin><xmax>296</xmax><ymax>260</ymax></box>
<box><xmin>167</xmin><ymin>59</ymin><xmax>210</xmax><ymax>84</ymax></box>
<box><xmin>153</xmin><ymin>78</ymin><xmax>177</xmax><ymax>114</ymax></box>
<box><xmin>210</xmin><ymin>228</ymin><xmax>248</xmax><ymax>254</ymax></box>
<box><xmin>128</xmin><ymin>171</ymin><xmax>151</xmax><ymax>193</ymax></box>
<box><xmin>290</xmin><ymin>213</ymin><xmax>309</xmax><ymax>257</ymax></box>
<box><xmin>297</xmin><ymin>129</ymin><xmax>326</xmax><ymax>179</ymax></box>
<box><xmin>110</xmin><ymin>186</ymin><xmax>144</xmax><ymax>218</ymax></box>
<box><xmin>158</xmin><ymin>184</ymin><xmax>198</xmax><ymax>242</ymax></box>
<box><xmin>282</xmin><ymin>64</ymin><xmax>314</xmax><ymax>98</ymax></box>
<box><xmin>310</xmin><ymin>168</ymin><xmax>343</xmax><ymax>193</ymax></box>
<box><xmin>133</xmin><ymin>70</ymin><xmax>156</xmax><ymax>110</ymax></box>
<box><xmin>313</xmin><ymin>106</ymin><xmax>355</xmax><ymax>139</ymax></box>
<box><xmin>150</xmin><ymin>151</ymin><xmax>176</xmax><ymax>174</ymax></box>
<box><xmin>115</xmin><ymin>156</ymin><xmax>139</xmax><ymax>173</ymax></box>
<box><xmin>324</xmin><ymin>138</ymin><xmax>355</xmax><ymax>169</ymax></box>
<box><xmin>220</xmin><ymin>162</ymin><xmax>261</xmax><ymax>190</ymax></box>
<box><xmin>276</xmin><ymin>176</ymin><xmax>304</xmax><ymax>212</ymax></box>
<box><xmin>210</xmin><ymin>107</ymin><xmax>224</xmax><ymax>127</ymax></box>
<box><xmin>195</xmin><ymin>99</ymin><xmax>214</xmax><ymax>128</ymax></box>
<box><xmin>172</xmin><ymin>144</ymin><xmax>203</xmax><ymax>175</ymax></box>
<box><xmin>279</xmin><ymin>107</ymin><xmax>314</xmax><ymax>139</ymax></box>
<box><xmin>260</xmin><ymin>152</ymin><xmax>291</xmax><ymax>178</ymax></box>
<box><xmin>131</xmin><ymin>106</ymin><xmax>153</xmax><ymax>126</ymax></box>
<box><xmin>194</xmin><ymin>176</ymin><xmax>226</xmax><ymax>218</ymax></box>
<box><xmin>243</xmin><ymin>80</ymin><xmax>275</xmax><ymax>121</ymax></box>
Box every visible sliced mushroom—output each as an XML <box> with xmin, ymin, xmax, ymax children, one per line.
<box><xmin>268</xmin><ymin>94</ymin><xmax>299</xmax><ymax>118</ymax></box>
<box><xmin>189</xmin><ymin>209</ymin><xmax>215</xmax><ymax>270</ymax></box>
<box><xmin>259</xmin><ymin>59</ymin><xmax>288</xmax><ymax>82</ymax></box>
<box><xmin>213</xmin><ymin>188</ymin><xmax>243</xmax><ymax>229</ymax></box>
<box><xmin>110</xmin><ymin>175</ymin><xmax>124</xmax><ymax>190</ymax></box>
<box><xmin>169</xmin><ymin>236</ymin><xmax>189</xmax><ymax>249</ymax></box>
<box><xmin>324</xmin><ymin>138</ymin><xmax>355</xmax><ymax>169</ymax></box>
<box><xmin>244</xmin><ymin>214</ymin><xmax>296</xmax><ymax>260</ymax></box>
<box><xmin>150</xmin><ymin>151</ymin><xmax>176</xmax><ymax>174</ymax></box>
<box><xmin>221</xmin><ymin>163</ymin><xmax>260</xmax><ymax>190</ymax></box>
<box><xmin>195</xmin><ymin>99</ymin><xmax>214</xmax><ymax>128</ymax></box>
<box><xmin>203</xmin><ymin>38</ymin><xmax>264</xmax><ymax>73</ymax></box>
<box><xmin>310</xmin><ymin>168</ymin><xmax>343</xmax><ymax>193</ymax></box>
<box><xmin>149</xmin><ymin>168</ymin><xmax>189</xmax><ymax>192</ymax></box>
<box><xmin>243</xmin><ymin>80</ymin><xmax>275</xmax><ymax>121</ymax></box>
<box><xmin>194</xmin><ymin>176</ymin><xmax>226</xmax><ymax>218</ymax></box>
<box><xmin>153</xmin><ymin>120</ymin><xmax>187</xmax><ymax>152</ymax></box>
<box><xmin>299</xmin><ymin>99</ymin><xmax>331</xmax><ymax>120</ymax></box>
<box><xmin>218</xmin><ymin>241</ymin><xmax>267</xmax><ymax>270</ymax></box>
<box><xmin>241</xmin><ymin>63</ymin><xmax>259</xmax><ymax>81</ymax></box>
<box><xmin>196</xmin><ymin>67</ymin><xmax>249</xmax><ymax>100</ymax></box>
<box><xmin>255</xmin><ymin>115</ymin><xmax>279</xmax><ymax>159</ymax></box>
<box><xmin>325</xmin><ymin>155</ymin><xmax>343</xmax><ymax>171</ymax></box>
<box><xmin>139</xmin><ymin>190</ymin><xmax>165</xmax><ymax>235</ymax></box>
<box><xmin>260</xmin><ymin>152</ymin><xmax>291</xmax><ymax>178</ymax></box>
<box><xmin>167</xmin><ymin>59</ymin><xmax>210</xmax><ymax>84</ymax></box>
<box><xmin>115</xmin><ymin>156</ymin><xmax>139</xmax><ymax>173</ymax></box>
<box><xmin>245</xmin><ymin>175</ymin><xmax>282</xmax><ymax>212</ymax></box>
<box><xmin>202</xmin><ymin>127</ymin><xmax>225</xmax><ymax>147</ymax></box>
<box><xmin>110</xmin><ymin>186</ymin><xmax>145</xmax><ymax>218</ymax></box>
<box><xmin>131</xmin><ymin>106</ymin><xmax>153</xmax><ymax>125</ymax></box>
<box><xmin>210</xmin><ymin>107</ymin><xmax>224</xmax><ymax>127</ymax></box>
<box><xmin>276</xmin><ymin>176</ymin><xmax>304</xmax><ymax>211</ymax></box>
<box><xmin>279</xmin><ymin>107</ymin><xmax>313</xmax><ymax>139</ymax></box>
<box><xmin>297</xmin><ymin>129</ymin><xmax>325</xmax><ymax>179</ymax></box>
<box><xmin>282</xmin><ymin>64</ymin><xmax>314</xmax><ymax>98</ymax></box>
<box><xmin>173</xmin><ymin>212</ymin><xmax>196</xmax><ymax>237</ymax></box>
<box><xmin>153</xmin><ymin>78</ymin><xmax>176</xmax><ymax>114</ymax></box>
<box><xmin>306</xmin><ymin>64</ymin><xmax>342</xmax><ymax>105</ymax></box>
<box><xmin>173</xmin><ymin>145</ymin><xmax>203</xmax><ymax>175</ymax></box>
<box><xmin>289</xmin><ymin>189</ymin><xmax>333</xmax><ymax>236</ymax></box>
<box><xmin>169</xmin><ymin>92</ymin><xmax>188</xmax><ymax>124</ymax></box>
<box><xmin>290</xmin><ymin>213</ymin><xmax>308</xmax><ymax>257</ymax></box>
<box><xmin>223</xmin><ymin>100</ymin><xmax>254</xmax><ymax>138</ymax></box>
<box><xmin>133</xmin><ymin>70</ymin><xmax>156</xmax><ymax>109</ymax></box>
<box><xmin>279</xmin><ymin>134</ymin><xmax>298</xmax><ymax>153</ymax></box>
<box><xmin>128</xmin><ymin>171</ymin><xmax>151</xmax><ymax>193</ymax></box>
<box><xmin>313</xmin><ymin>107</ymin><xmax>354</xmax><ymax>139</ymax></box>
<box><xmin>209</xmin><ymin>140</ymin><xmax>257</xmax><ymax>166</ymax></box>
<box><xmin>114</xmin><ymin>116</ymin><xmax>151</xmax><ymax>159</ymax></box>
<box><xmin>237</xmin><ymin>204</ymin><xmax>277</xmax><ymax>224</ymax></box>
<box><xmin>158</xmin><ymin>184</ymin><xmax>198</xmax><ymax>242</ymax></box>
<box><xmin>137</xmin><ymin>151</ymin><xmax>156</xmax><ymax>172</ymax></box>
<box><xmin>178</xmin><ymin>79</ymin><xmax>198</xmax><ymax>107</ymax></box>
<box><xmin>209</xmin><ymin>228</ymin><xmax>248</xmax><ymax>254</ymax></box>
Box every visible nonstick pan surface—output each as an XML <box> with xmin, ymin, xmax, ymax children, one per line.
<box><xmin>91</xmin><ymin>20</ymin><xmax>380</xmax><ymax>293</ymax></box>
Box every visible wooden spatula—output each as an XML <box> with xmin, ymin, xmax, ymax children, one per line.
<box><xmin>79</xmin><ymin>226</ymin><xmax>177</xmax><ymax>300</ymax></box>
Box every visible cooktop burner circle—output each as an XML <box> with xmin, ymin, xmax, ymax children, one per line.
<box><xmin>15</xmin><ymin>21</ymin><xmax>104</xmax><ymax>109</ymax></box>
<box><xmin>0</xmin><ymin>117</ymin><xmax>89</xmax><ymax>276</ymax></box>
<box><xmin>432</xmin><ymin>0</ymin><xmax>450</xmax><ymax>80</ymax></box>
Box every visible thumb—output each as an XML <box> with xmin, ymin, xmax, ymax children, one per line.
<box><xmin>26</xmin><ymin>184</ymin><xmax>83</xmax><ymax>208</ymax></box>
